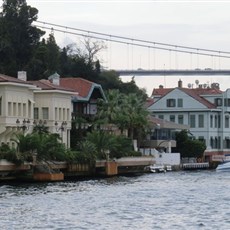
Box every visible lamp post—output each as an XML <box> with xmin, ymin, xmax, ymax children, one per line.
<box><xmin>54</xmin><ymin>121</ymin><xmax>67</xmax><ymax>142</ymax></box>
<box><xmin>33</xmin><ymin>120</ymin><xmax>48</xmax><ymax>134</ymax></box>
<box><xmin>16</xmin><ymin>118</ymin><xmax>30</xmax><ymax>133</ymax></box>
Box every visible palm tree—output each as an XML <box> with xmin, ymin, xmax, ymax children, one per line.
<box><xmin>121</xmin><ymin>93</ymin><xmax>149</xmax><ymax>139</ymax></box>
<box><xmin>97</xmin><ymin>89</ymin><xmax>121</xmax><ymax>124</ymax></box>
<box><xmin>97</xmin><ymin>90</ymin><xmax>149</xmax><ymax>149</ymax></box>
<box><xmin>11</xmin><ymin>132</ymin><xmax>66</xmax><ymax>162</ymax></box>
<box><xmin>86</xmin><ymin>130</ymin><xmax>117</xmax><ymax>160</ymax></box>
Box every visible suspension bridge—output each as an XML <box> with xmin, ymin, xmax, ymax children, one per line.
<box><xmin>33</xmin><ymin>21</ymin><xmax>230</xmax><ymax>76</ymax></box>
<box><xmin>116</xmin><ymin>69</ymin><xmax>230</xmax><ymax>76</ymax></box>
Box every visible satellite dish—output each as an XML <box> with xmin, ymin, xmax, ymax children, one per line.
<box><xmin>188</xmin><ymin>83</ymin><xmax>192</xmax><ymax>88</ymax></box>
<box><xmin>195</xmin><ymin>80</ymin><xmax>199</xmax><ymax>85</ymax></box>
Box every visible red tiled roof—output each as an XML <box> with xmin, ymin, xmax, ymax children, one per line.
<box><xmin>151</xmin><ymin>86</ymin><xmax>221</xmax><ymax>109</ymax></box>
<box><xmin>192</xmin><ymin>87</ymin><xmax>222</xmax><ymax>95</ymax></box>
<box><xmin>29</xmin><ymin>79</ymin><xmax>74</xmax><ymax>92</ymax></box>
<box><xmin>151</xmin><ymin>88</ymin><xmax>173</xmax><ymax>96</ymax></box>
<box><xmin>59</xmin><ymin>78</ymin><xmax>93</xmax><ymax>97</ymax></box>
<box><xmin>145</xmin><ymin>97</ymin><xmax>155</xmax><ymax>108</ymax></box>
<box><xmin>152</xmin><ymin>86</ymin><xmax>222</xmax><ymax>97</ymax></box>
<box><xmin>181</xmin><ymin>88</ymin><xmax>216</xmax><ymax>109</ymax></box>
<box><xmin>0</xmin><ymin>74</ymin><xmax>32</xmax><ymax>85</ymax></box>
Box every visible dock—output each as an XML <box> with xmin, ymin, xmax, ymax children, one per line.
<box><xmin>0</xmin><ymin>156</ymin><xmax>155</xmax><ymax>181</ymax></box>
<box><xmin>182</xmin><ymin>162</ymin><xmax>209</xmax><ymax>170</ymax></box>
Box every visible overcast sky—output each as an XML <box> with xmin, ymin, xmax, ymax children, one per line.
<box><xmin>27</xmin><ymin>0</ymin><xmax>230</xmax><ymax>96</ymax></box>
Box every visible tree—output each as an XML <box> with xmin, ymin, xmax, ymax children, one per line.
<box><xmin>0</xmin><ymin>0</ymin><xmax>45</xmax><ymax>76</ymax></box>
<box><xmin>97</xmin><ymin>89</ymin><xmax>122</xmax><ymax>124</ymax></box>
<box><xmin>43</xmin><ymin>31</ymin><xmax>60</xmax><ymax>77</ymax></box>
<box><xmin>97</xmin><ymin>90</ymin><xmax>149</xmax><ymax>145</ymax></box>
<box><xmin>122</xmin><ymin>93</ymin><xmax>149</xmax><ymax>140</ymax></box>
<box><xmin>11</xmin><ymin>132</ymin><xmax>66</xmax><ymax>162</ymax></box>
<box><xmin>27</xmin><ymin>38</ymin><xmax>48</xmax><ymax>80</ymax></box>
<box><xmin>86</xmin><ymin>130</ymin><xmax>117</xmax><ymax>160</ymax></box>
<box><xmin>82</xmin><ymin>38</ymin><xmax>106</xmax><ymax>66</ymax></box>
<box><xmin>121</xmin><ymin>76</ymin><xmax>147</xmax><ymax>100</ymax></box>
<box><xmin>175</xmin><ymin>130</ymin><xmax>206</xmax><ymax>159</ymax></box>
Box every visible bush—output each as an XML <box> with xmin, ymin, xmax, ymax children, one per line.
<box><xmin>0</xmin><ymin>144</ymin><xmax>20</xmax><ymax>164</ymax></box>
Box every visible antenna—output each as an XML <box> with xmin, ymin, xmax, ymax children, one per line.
<box><xmin>195</xmin><ymin>80</ymin><xmax>199</xmax><ymax>87</ymax></box>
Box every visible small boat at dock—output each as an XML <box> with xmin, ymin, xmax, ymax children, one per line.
<box><xmin>145</xmin><ymin>164</ymin><xmax>167</xmax><ymax>173</ymax></box>
<box><xmin>216</xmin><ymin>162</ymin><xmax>230</xmax><ymax>172</ymax></box>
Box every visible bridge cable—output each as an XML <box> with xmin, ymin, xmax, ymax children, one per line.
<box><xmin>34</xmin><ymin>20</ymin><xmax>230</xmax><ymax>56</ymax></box>
<box><xmin>35</xmin><ymin>24</ymin><xmax>230</xmax><ymax>59</ymax></box>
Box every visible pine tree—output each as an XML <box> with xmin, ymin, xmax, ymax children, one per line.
<box><xmin>0</xmin><ymin>0</ymin><xmax>45</xmax><ymax>77</ymax></box>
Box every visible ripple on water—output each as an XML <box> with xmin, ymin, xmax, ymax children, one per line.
<box><xmin>1</xmin><ymin>171</ymin><xmax>230</xmax><ymax>229</ymax></box>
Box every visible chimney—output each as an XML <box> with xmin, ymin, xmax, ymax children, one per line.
<box><xmin>48</xmin><ymin>72</ymin><xmax>60</xmax><ymax>85</ymax></box>
<box><xmin>178</xmin><ymin>79</ymin><xmax>182</xmax><ymax>88</ymax></box>
<box><xmin>17</xmin><ymin>71</ymin><xmax>27</xmax><ymax>81</ymax></box>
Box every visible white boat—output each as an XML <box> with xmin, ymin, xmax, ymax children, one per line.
<box><xmin>216</xmin><ymin>162</ymin><xmax>230</xmax><ymax>172</ymax></box>
<box><xmin>166</xmin><ymin>165</ymin><xmax>172</xmax><ymax>171</ymax></box>
<box><xmin>145</xmin><ymin>164</ymin><xmax>166</xmax><ymax>173</ymax></box>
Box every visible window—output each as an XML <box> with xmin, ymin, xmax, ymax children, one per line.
<box><xmin>158</xmin><ymin>115</ymin><xmax>164</xmax><ymax>120</ymax></box>
<box><xmin>42</xmin><ymin>107</ymin><xmax>49</xmax><ymax>120</ymax></box>
<box><xmin>214</xmin><ymin>137</ymin><xmax>218</xmax><ymax>148</ymax></box>
<box><xmin>198</xmin><ymin>114</ymin><xmax>204</xmax><ymax>128</ymax></box>
<box><xmin>59</xmin><ymin>108</ymin><xmax>61</xmax><ymax>120</ymax></box>
<box><xmin>0</xmin><ymin>97</ymin><xmax>2</xmax><ymax>116</ymax></box>
<box><xmin>218</xmin><ymin>115</ymin><xmax>221</xmax><ymax>128</ymax></box>
<box><xmin>28</xmin><ymin>100</ymin><xmax>32</xmax><ymax>118</ymax></box>
<box><xmin>225</xmin><ymin>137</ymin><xmax>230</xmax><ymax>148</ymax></box>
<box><xmin>190</xmin><ymin>114</ymin><xmax>196</xmax><ymax>128</ymax></box>
<box><xmin>170</xmin><ymin>115</ymin><xmax>175</xmax><ymax>122</ymax></box>
<box><xmin>218</xmin><ymin>136</ymin><xmax>221</xmax><ymax>149</ymax></box>
<box><xmin>177</xmin><ymin>98</ymin><xmax>183</xmax><ymax>107</ymax></box>
<box><xmin>13</xmin><ymin>102</ymin><xmax>16</xmax><ymax>116</ymax></box>
<box><xmin>215</xmin><ymin>115</ymin><xmax>217</xmax><ymax>128</ymax></box>
<box><xmin>34</xmin><ymin>108</ymin><xmax>39</xmax><ymax>119</ymax></box>
<box><xmin>8</xmin><ymin>102</ymin><xmax>12</xmax><ymax>116</ymax></box>
<box><xmin>198</xmin><ymin>136</ymin><xmax>206</xmax><ymax>145</ymax></box>
<box><xmin>55</xmin><ymin>107</ymin><xmax>58</xmax><ymax>120</ymax></box>
<box><xmin>210</xmin><ymin>115</ymin><xmax>213</xmax><ymax>128</ymax></box>
<box><xmin>166</xmin><ymin>99</ymin><xmax>176</xmax><ymax>107</ymax></box>
<box><xmin>67</xmin><ymin>108</ymin><xmax>70</xmax><ymax>120</ymax></box>
<box><xmin>23</xmin><ymin>103</ymin><xmax>26</xmax><ymax>116</ymax></box>
<box><xmin>210</xmin><ymin>137</ymin><xmax>214</xmax><ymax>148</ymax></box>
<box><xmin>63</xmin><ymin>108</ymin><xmax>66</xmax><ymax>120</ymax></box>
<box><xmin>224</xmin><ymin>98</ymin><xmax>230</xmax><ymax>107</ymax></box>
<box><xmin>178</xmin><ymin>115</ymin><xmax>184</xmax><ymax>124</ymax></box>
<box><xmin>215</xmin><ymin>98</ymin><xmax>222</xmax><ymax>106</ymax></box>
<box><xmin>225</xmin><ymin>115</ymin><xmax>230</xmax><ymax>128</ymax></box>
<box><xmin>18</xmin><ymin>103</ymin><xmax>21</xmax><ymax>116</ymax></box>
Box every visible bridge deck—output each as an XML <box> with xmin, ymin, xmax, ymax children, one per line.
<box><xmin>116</xmin><ymin>69</ymin><xmax>230</xmax><ymax>76</ymax></box>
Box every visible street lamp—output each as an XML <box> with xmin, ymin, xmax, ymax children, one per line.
<box><xmin>16</xmin><ymin>118</ymin><xmax>30</xmax><ymax>132</ymax></box>
<box><xmin>54</xmin><ymin>121</ymin><xmax>67</xmax><ymax>132</ymax></box>
<box><xmin>33</xmin><ymin>120</ymin><xmax>48</xmax><ymax>134</ymax></box>
<box><xmin>33</xmin><ymin>119</ymin><xmax>47</xmax><ymax>126</ymax></box>
<box><xmin>54</xmin><ymin>121</ymin><xmax>67</xmax><ymax>142</ymax></box>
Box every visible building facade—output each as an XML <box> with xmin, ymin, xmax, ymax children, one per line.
<box><xmin>148</xmin><ymin>80</ymin><xmax>230</xmax><ymax>161</ymax></box>
<box><xmin>0</xmin><ymin>72</ymin><xmax>74</xmax><ymax>148</ymax></box>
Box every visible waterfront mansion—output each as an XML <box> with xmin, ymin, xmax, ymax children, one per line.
<box><xmin>0</xmin><ymin>71</ymin><xmax>106</xmax><ymax>148</ymax></box>
<box><xmin>147</xmin><ymin>79</ymin><xmax>230</xmax><ymax>161</ymax></box>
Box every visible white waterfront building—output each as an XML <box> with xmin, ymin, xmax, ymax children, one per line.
<box><xmin>0</xmin><ymin>72</ymin><xmax>74</xmax><ymax>148</ymax></box>
<box><xmin>147</xmin><ymin>79</ymin><xmax>230</xmax><ymax>161</ymax></box>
